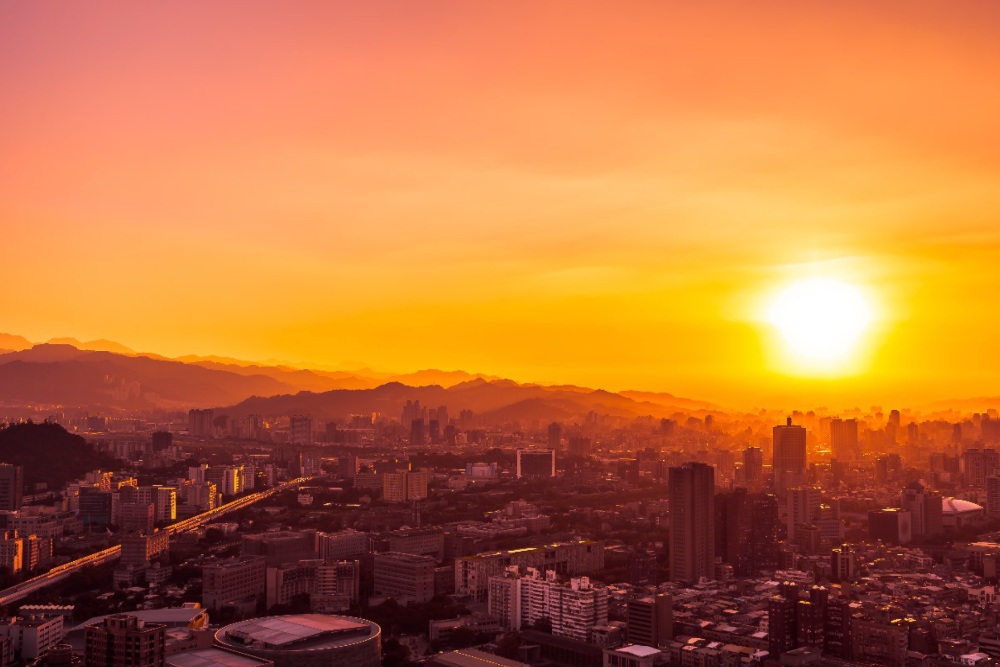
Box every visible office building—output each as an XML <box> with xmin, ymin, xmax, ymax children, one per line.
<box><xmin>989</xmin><ymin>476</ymin><xmax>1000</xmax><ymax>519</ymax></box>
<box><xmin>830</xmin><ymin>418</ymin><xmax>859</xmax><ymax>463</ymax></box>
<box><xmin>516</xmin><ymin>450</ymin><xmax>556</xmax><ymax>479</ymax></box>
<box><xmin>963</xmin><ymin>448</ymin><xmax>1000</xmax><ymax>488</ymax></box>
<box><xmin>84</xmin><ymin>614</ymin><xmax>165</xmax><ymax>667</ymax></box>
<box><xmin>742</xmin><ymin>447</ymin><xmax>763</xmax><ymax>491</ymax></box>
<box><xmin>373</xmin><ymin>552</ymin><xmax>436</xmax><ymax>603</ymax></box>
<box><xmin>548</xmin><ymin>423</ymin><xmax>562</xmax><ymax>450</ymax></box>
<box><xmin>317</xmin><ymin>530</ymin><xmax>370</xmax><ymax>560</ymax></box>
<box><xmin>187</xmin><ymin>410</ymin><xmax>215</xmax><ymax>438</ymax></box>
<box><xmin>202</xmin><ymin>557</ymin><xmax>266</xmax><ymax>613</ymax></box>
<box><xmin>668</xmin><ymin>463</ymin><xmax>715</xmax><ymax>583</ymax></box>
<box><xmin>289</xmin><ymin>415</ymin><xmax>312</xmax><ymax>446</ymax></box>
<box><xmin>119</xmin><ymin>532</ymin><xmax>169</xmax><ymax>568</ymax></box>
<box><xmin>900</xmin><ymin>482</ymin><xmax>943</xmax><ymax>539</ymax></box>
<box><xmin>626</xmin><ymin>594</ymin><xmax>672</xmax><ymax>648</ymax></box>
<box><xmin>773</xmin><ymin>418</ymin><xmax>807</xmax><ymax>494</ymax></box>
<box><xmin>868</xmin><ymin>508</ymin><xmax>912</xmax><ymax>545</ymax></box>
<box><xmin>205</xmin><ymin>466</ymin><xmax>243</xmax><ymax>498</ymax></box>
<box><xmin>786</xmin><ymin>486</ymin><xmax>822</xmax><ymax>542</ymax></box>
<box><xmin>265</xmin><ymin>559</ymin><xmax>360</xmax><ymax>611</ymax></box>
<box><xmin>388</xmin><ymin>527</ymin><xmax>445</xmax><ymax>561</ymax></box>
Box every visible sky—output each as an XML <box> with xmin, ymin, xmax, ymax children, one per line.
<box><xmin>2</xmin><ymin>1</ymin><xmax>1000</xmax><ymax>409</ymax></box>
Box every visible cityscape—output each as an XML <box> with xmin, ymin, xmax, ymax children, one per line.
<box><xmin>3</xmin><ymin>3</ymin><xmax>1000</xmax><ymax>667</ymax></box>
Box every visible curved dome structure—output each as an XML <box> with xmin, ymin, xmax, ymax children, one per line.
<box><xmin>941</xmin><ymin>497</ymin><xmax>985</xmax><ymax>529</ymax></box>
<box><xmin>215</xmin><ymin>614</ymin><xmax>381</xmax><ymax>667</ymax></box>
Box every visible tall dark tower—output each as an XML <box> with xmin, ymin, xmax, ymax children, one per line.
<box><xmin>773</xmin><ymin>417</ymin><xmax>807</xmax><ymax>494</ymax></box>
<box><xmin>669</xmin><ymin>462</ymin><xmax>715</xmax><ymax>583</ymax></box>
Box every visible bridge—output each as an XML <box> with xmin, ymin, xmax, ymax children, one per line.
<box><xmin>0</xmin><ymin>477</ymin><xmax>309</xmax><ymax>607</ymax></box>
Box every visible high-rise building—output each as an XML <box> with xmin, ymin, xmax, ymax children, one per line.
<box><xmin>187</xmin><ymin>409</ymin><xmax>215</xmax><ymax>438</ymax></box>
<box><xmin>900</xmin><ymin>482</ymin><xmax>943</xmax><ymax>539</ymax></box>
<box><xmin>963</xmin><ymin>448</ymin><xmax>1000</xmax><ymax>488</ymax></box>
<box><xmin>668</xmin><ymin>462</ymin><xmax>715</xmax><ymax>583</ymax></box>
<box><xmin>205</xmin><ymin>466</ymin><xmax>243</xmax><ymax>497</ymax></box>
<box><xmin>78</xmin><ymin>488</ymin><xmax>113</xmax><ymax>527</ymax></box>
<box><xmin>742</xmin><ymin>447</ymin><xmax>763</xmax><ymax>491</ymax></box>
<box><xmin>716</xmin><ymin>490</ymin><xmax>780</xmax><ymax>577</ymax></box>
<box><xmin>830</xmin><ymin>545</ymin><xmax>856</xmax><ymax>583</ymax></box>
<box><xmin>516</xmin><ymin>450</ymin><xmax>556</xmax><ymax>479</ymax></box>
<box><xmin>409</xmin><ymin>419</ymin><xmax>425</xmax><ymax>447</ymax></box>
<box><xmin>338</xmin><ymin>454</ymin><xmax>359</xmax><ymax>480</ymax></box>
<box><xmin>382</xmin><ymin>470</ymin><xmax>430</xmax><ymax>502</ymax></box>
<box><xmin>830</xmin><ymin>418</ymin><xmax>859</xmax><ymax>463</ymax></box>
<box><xmin>289</xmin><ymin>415</ymin><xmax>313</xmax><ymax>446</ymax></box>
<box><xmin>0</xmin><ymin>530</ymin><xmax>24</xmax><ymax>574</ymax></box>
<box><xmin>988</xmin><ymin>476</ymin><xmax>1000</xmax><ymax>519</ymax></box>
<box><xmin>84</xmin><ymin>614</ymin><xmax>165</xmax><ymax>667</ymax></box>
<box><xmin>786</xmin><ymin>486</ymin><xmax>822</xmax><ymax>542</ymax></box>
<box><xmin>548</xmin><ymin>423</ymin><xmax>562</xmax><ymax>450</ymax></box>
<box><xmin>456</xmin><ymin>540</ymin><xmax>604</xmax><ymax>602</ymax></box>
<box><xmin>150</xmin><ymin>432</ymin><xmax>172</xmax><ymax>452</ymax></box>
<box><xmin>773</xmin><ymin>418</ymin><xmax>807</xmax><ymax>494</ymax></box>
<box><xmin>317</xmin><ymin>530</ymin><xmax>371</xmax><ymax>560</ymax></box>
<box><xmin>0</xmin><ymin>463</ymin><xmax>24</xmax><ymax>512</ymax></box>
<box><xmin>626</xmin><ymin>594</ymin><xmax>673</xmax><ymax>648</ymax></box>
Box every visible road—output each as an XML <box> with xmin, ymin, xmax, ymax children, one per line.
<box><xmin>0</xmin><ymin>477</ymin><xmax>309</xmax><ymax>607</ymax></box>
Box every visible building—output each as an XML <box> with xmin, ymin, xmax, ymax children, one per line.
<box><xmin>742</xmin><ymin>448</ymin><xmax>763</xmax><ymax>491</ymax></box>
<box><xmin>0</xmin><ymin>464</ymin><xmax>23</xmax><ymax>512</ymax></box>
<box><xmin>188</xmin><ymin>410</ymin><xmax>215</xmax><ymax>438</ymax></box>
<box><xmin>456</xmin><ymin>540</ymin><xmax>604</xmax><ymax>602</ymax></box>
<box><xmin>668</xmin><ymin>462</ymin><xmax>715</xmax><ymax>583</ymax></box>
<box><xmin>868</xmin><ymin>508</ymin><xmax>912</xmax><ymax>545</ymax></box>
<box><xmin>205</xmin><ymin>467</ymin><xmax>243</xmax><ymax>498</ymax></box>
<box><xmin>830</xmin><ymin>419</ymin><xmax>859</xmax><ymax>463</ymax></box>
<box><xmin>626</xmin><ymin>594</ymin><xmax>672</xmax><ymax>648</ymax></box>
<box><xmin>720</xmin><ymin>489</ymin><xmax>780</xmax><ymax>576</ymax></box>
<box><xmin>488</xmin><ymin>568</ymin><xmax>609</xmax><ymax>642</ymax></box>
<box><xmin>382</xmin><ymin>471</ymin><xmax>430</xmax><ymax>502</ymax></box>
<box><xmin>830</xmin><ymin>545</ymin><xmax>856</xmax><ymax>583</ymax></box>
<box><xmin>773</xmin><ymin>418</ymin><xmax>807</xmax><ymax>494</ymax></box>
<box><xmin>317</xmin><ymin>530</ymin><xmax>370</xmax><ymax>560</ymax></box>
<box><xmin>548</xmin><ymin>423</ymin><xmax>562</xmax><ymax>450</ymax></box>
<box><xmin>786</xmin><ymin>487</ymin><xmax>822</xmax><ymax>543</ymax></box>
<box><xmin>84</xmin><ymin>614</ymin><xmax>165</xmax><ymax>667</ymax></box>
<box><xmin>201</xmin><ymin>557</ymin><xmax>266</xmax><ymax>614</ymax></box>
<box><xmin>516</xmin><ymin>450</ymin><xmax>556</xmax><ymax>479</ymax></box>
<box><xmin>119</xmin><ymin>503</ymin><xmax>155</xmax><ymax>534</ymax></box>
<box><xmin>900</xmin><ymin>482</ymin><xmax>944</xmax><ymax>539</ymax></box>
<box><xmin>0</xmin><ymin>615</ymin><xmax>64</xmax><ymax>660</ymax></box>
<box><xmin>428</xmin><ymin>649</ymin><xmax>528</xmax><ymax>667</ymax></box>
<box><xmin>213</xmin><ymin>614</ymin><xmax>380</xmax><ymax>667</ymax></box>
<box><xmin>120</xmin><ymin>532</ymin><xmax>169</xmax><ymax>568</ymax></box>
<box><xmin>388</xmin><ymin>527</ymin><xmax>444</xmax><ymax>561</ymax></box>
<box><xmin>28</xmin><ymin>643</ymin><xmax>83</xmax><ymax>667</ymax></box>
<box><xmin>0</xmin><ymin>530</ymin><xmax>24</xmax><ymax>574</ymax></box>
<box><xmin>963</xmin><ymin>449</ymin><xmax>1000</xmax><ymax>488</ymax></box>
<box><xmin>289</xmin><ymin>416</ymin><xmax>312</xmax><ymax>446</ymax></box>
<box><xmin>265</xmin><ymin>559</ymin><xmax>359</xmax><ymax>611</ymax></box>
<box><xmin>603</xmin><ymin>645</ymin><xmax>661</xmax><ymax>667</ymax></box>
<box><xmin>941</xmin><ymin>497</ymin><xmax>985</xmax><ymax>529</ymax></box>
<box><xmin>373</xmin><ymin>552</ymin><xmax>436</xmax><ymax>603</ymax></box>
<box><xmin>242</xmin><ymin>531</ymin><xmax>317</xmax><ymax>566</ymax></box>
<box><xmin>79</xmin><ymin>488</ymin><xmax>113</xmax><ymax>527</ymax></box>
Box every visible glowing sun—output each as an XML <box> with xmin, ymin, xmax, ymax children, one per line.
<box><xmin>766</xmin><ymin>278</ymin><xmax>873</xmax><ymax>369</ymax></box>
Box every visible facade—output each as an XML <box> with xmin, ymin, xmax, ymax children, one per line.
<box><xmin>0</xmin><ymin>464</ymin><xmax>23</xmax><ymax>512</ymax></box>
<box><xmin>868</xmin><ymin>508</ymin><xmax>912</xmax><ymax>545</ymax></box>
<box><xmin>373</xmin><ymin>552</ymin><xmax>436</xmax><ymax>603</ymax></box>
<box><xmin>516</xmin><ymin>450</ymin><xmax>556</xmax><ymax>479</ymax></box>
<box><xmin>317</xmin><ymin>530</ymin><xmax>370</xmax><ymax>560</ymax></box>
<box><xmin>900</xmin><ymin>482</ymin><xmax>944</xmax><ymax>539</ymax></box>
<box><xmin>213</xmin><ymin>614</ymin><xmax>380</xmax><ymax>667</ymax></box>
<box><xmin>488</xmin><ymin>568</ymin><xmax>609</xmax><ymax>642</ymax></box>
<box><xmin>202</xmin><ymin>557</ymin><xmax>266</xmax><ymax>613</ymax></box>
<box><xmin>388</xmin><ymin>527</ymin><xmax>444</xmax><ymax>561</ymax></box>
<box><xmin>242</xmin><ymin>531</ymin><xmax>317</xmax><ymax>566</ymax></box>
<box><xmin>830</xmin><ymin>418</ymin><xmax>859</xmax><ymax>463</ymax></box>
<box><xmin>0</xmin><ymin>531</ymin><xmax>24</xmax><ymax>574</ymax></box>
<box><xmin>265</xmin><ymin>559</ymin><xmax>360</xmax><ymax>610</ymax></box>
<box><xmin>120</xmin><ymin>532</ymin><xmax>169</xmax><ymax>568</ymax></box>
<box><xmin>456</xmin><ymin>540</ymin><xmax>605</xmax><ymax>602</ymax></box>
<box><xmin>668</xmin><ymin>462</ymin><xmax>715</xmax><ymax>583</ymax></box>
<box><xmin>382</xmin><ymin>471</ymin><xmax>430</xmax><ymax>502</ymax></box>
<box><xmin>84</xmin><ymin>614</ymin><xmax>166</xmax><ymax>667</ymax></box>
<box><xmin>205</xmin><ymin>467</ymin><xmax>243</xmax><ymax>498</ymax></box>
<box><xmin>0</xmin><ymin>615</ymin><xmax>64</xmax><ymax>660</ymax></box>
<box><xmin>626</xmin><ymin>594</ymin><xmax>672</xmax><ymax>648</ymax></box>
<box><xmin>773</xmin><ymin>418</ymin><xmax>807</xmax><ymax>494</ymax></box>
<box><xmin>289</xmin><ymin>416</ymin><xmax>312</xmax><ymax>446</ymax></box>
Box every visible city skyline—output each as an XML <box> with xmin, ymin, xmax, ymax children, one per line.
<box><xmin>4</xmin><ymin>2</ymin><xmax>1000</xmax><ymax>408</ymax></box>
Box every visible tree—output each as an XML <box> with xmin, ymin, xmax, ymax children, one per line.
<box><xmin>497</xmin><ymin>632</ymin><xmax>521</xmax><ymax>659</ymax></box>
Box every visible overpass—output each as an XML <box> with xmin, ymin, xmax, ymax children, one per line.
<box><xmin>0</xmin><ymin>477</ymin><xmax>310</xmax><ymax>607</ymax></box>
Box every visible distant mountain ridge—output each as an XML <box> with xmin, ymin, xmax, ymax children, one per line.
<box><xmin>0</xmin><ymin>335</ymin><xmax>715</xmax><ymax>421</ymax></box>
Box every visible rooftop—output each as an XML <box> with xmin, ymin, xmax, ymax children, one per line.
<box><xmin>218</xmin><ymin>614</ymin><xmax>378</xmax><ymax>652</ymax></box>
<box><xmin>167</xmin><ymin>649</ymin><xmax>272</xmax><ymax>667</ymax></box>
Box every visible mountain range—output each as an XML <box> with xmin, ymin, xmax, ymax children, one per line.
<box><xmin>0</xmin><ymin>334</ymin><xmax>715</xmax><ymax>422</ymax></box>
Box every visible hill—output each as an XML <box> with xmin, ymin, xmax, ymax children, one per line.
<box><xmin>0</xmin><ymin>422</ymin><xmax>121</xmax><ymax>490</ymax></box>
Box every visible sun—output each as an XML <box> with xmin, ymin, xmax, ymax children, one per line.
<box><xmin>766</xmin><ymin>278</ymin><xmax>874</xmax><ymax>372</ymax></box>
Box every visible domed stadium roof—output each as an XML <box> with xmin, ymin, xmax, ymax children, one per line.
<box><xmin>941</xmin><ymin>497</ymin><xmax>983</xmax><ymax>514</ymax></box>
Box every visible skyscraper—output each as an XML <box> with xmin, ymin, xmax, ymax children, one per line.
<box><xmin>742</xmin><ymin>447</ymin><xmax>763</xmax><ymax>491</ymax></box>
<box><xmin>773</xmin><ymin>418</ymin><xmax>807</xmax><ymax>494</ymax></box>
<box><xmin>289</xmin><ymin>415</ymin><xmax>313</xmax><ymax>446</ymax></box>
<box><xmin>830</xmin><ymin>418</ymin><xmax>859</xmax><ymax>463</ymax></box>
<box><xmin>668</xmin><ymin>462</ymin><xmax>715</xmax><ymax>583</ymax></box>
<box><xmin>900</xmin><ymin>481</ymin><xmax>943</xmax><ymax>539</ymax></box>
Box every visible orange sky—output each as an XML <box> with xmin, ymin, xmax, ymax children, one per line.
<box><xmin>2</xmin><ymin>1</ymin><xmax>1000</xmax><ymax>409</ymax></box>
